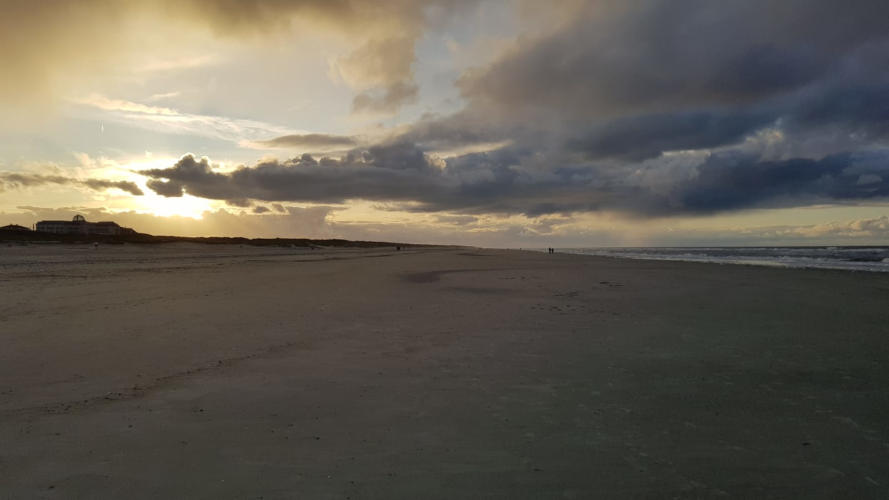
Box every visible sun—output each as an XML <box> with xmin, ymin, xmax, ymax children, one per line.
<box><xmin>140</xmin><ymin>192</ymin><xmax>216</xmax><ymax>219</ymax></box>
<box><xmin>112</xmin><ymin>157</ymin><xmax>219</xmax><ymax>219</ymax></box>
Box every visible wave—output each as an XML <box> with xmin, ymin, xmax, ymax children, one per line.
<box><xmin>549</xmin><ymin>246</ymin><xmax>889</xmax><ymax>272</ymax></box>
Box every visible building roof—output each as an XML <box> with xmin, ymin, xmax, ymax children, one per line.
<box><xmin>38</xmin><ymin>216</ymin><xmax>88</xmax><ymax>224</ymax></box>
<box><xmin>0</xmin><ymin>224</ymin><xmax>30</xmax><ymax>231</ymax></box>
<box><xmin>34</xmin><ymin>215</ymin><xmax>134</xmax><ymax>233</ymax></box>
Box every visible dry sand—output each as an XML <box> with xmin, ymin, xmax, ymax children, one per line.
<box><xmin>1</xmin><ymin>243</ymin><xmax>888</xmax><ymax>498</ymax></box>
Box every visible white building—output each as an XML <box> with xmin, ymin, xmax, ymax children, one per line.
<box><xmin>35</xmin><ymin>215</ymin><xmax>135</xmax><ymax>236</ymax></box>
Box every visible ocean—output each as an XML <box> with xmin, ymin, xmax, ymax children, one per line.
<box><xmin>554</xmin><ymin>246</ymin><xmax>889</xmax><ymax>272</ymax></box>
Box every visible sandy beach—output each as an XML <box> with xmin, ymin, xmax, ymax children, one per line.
<box><xmin>1</xmin><ymin>244</ymin><xmax>888</xmax><ymax>498</ymax></box>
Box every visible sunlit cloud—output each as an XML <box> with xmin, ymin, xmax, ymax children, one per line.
<box><xmin>3</xmin><ymin>1</ymin><xmax>889</xmax><ymax>245</ymax></box>
<box><xmin>428</xmin><ymin>140</ymin><xmax>513</xmax><ymax>158</ymax></box>
<box><xmin>69</xmin><ymin>93</ymin><xmax>296</xmax><ymax>143</ymax></box>
<box><xmin>73</xmin><ymin>94</ymin><xmax>178</xmax><ymax>116</ymax></box>
<box><xmin>247</xmin><ymin>133</ymin><xmax>359</xmax><ymax>151</ymax></box>
<box><xmin>146</xmin><ymin>91</ymin><xmax>182</xmax><ymax>102</ymax></box>
<box><xmin>135</xmin><ymin>54</ymin><xmax>221</xmax><ymax>73</ymax></box>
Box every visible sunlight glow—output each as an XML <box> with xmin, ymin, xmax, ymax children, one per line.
<box><xmin>118</xmin><ymin>157</ymin><xmax>218</xmax><ymax>219</ymax></box>
<box><xmin>135</xmin><ymin>192</ymin><xmax>215</xmax><ymax>219</ymax></box>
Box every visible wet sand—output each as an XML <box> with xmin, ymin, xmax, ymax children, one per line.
<box><xmin>1</xmin><ymin>244</ymin><xmax>888</xmax><ymax>498</ymax></box>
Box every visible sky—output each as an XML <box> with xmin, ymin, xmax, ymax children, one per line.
<box><xmin>1</xmin><ymin>0</ymin><xmax>888</xmax><ymax>247</ymax></box>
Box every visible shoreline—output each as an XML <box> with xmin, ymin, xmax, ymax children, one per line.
<box><xmin>550</xmin><ymin>247</ymin><xmax>889</xmax><ymax>273</ymax></box>
<box><xmin>6</xmin><ymin>236</ymin><xmax>887</xmax><ymax>272</ymax></box>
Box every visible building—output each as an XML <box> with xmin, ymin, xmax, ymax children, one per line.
<box><xmin>0</xmin><ymin>224</ymin><xmax>31</xmax><ymax>232</ymax></box>
<box><xmin>35</xmin><ymin>215</ymin><xmax>135</xmax><ymax>236</ymax></box>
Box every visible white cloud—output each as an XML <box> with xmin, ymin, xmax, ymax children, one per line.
<box><xmin>135</xmin><ymin>54</ymin><xmax>221</xmax><ymax>73</ymax></box>
<box><xmin>69</xmin><ymin>93</ymin><xmax>296</xmax><ymax>143</ymax></box>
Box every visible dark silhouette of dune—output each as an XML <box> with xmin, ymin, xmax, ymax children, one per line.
<box><xmin>0</xmin><ymin>228</ymin><xmax>421</xmax><ymax>248</ymax></box>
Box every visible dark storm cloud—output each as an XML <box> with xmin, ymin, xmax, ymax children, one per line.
<box><xmin>141</xmin><ymin>147</ymin><xmax>546</xmax><ymax>213</ymax></box>
<box><xmin>425</xmin><ymin>0</ymin><xmax>889</xmax><ymax>162</ymax></box>
<box><xmin>0</xmin><ymin>173</ymin><xmax>143</xmax><ymax>196</ymax></box>
<box><xmin>254</xmin><ymin>134</ymin><xmax>358</xmax><ymax>149</ymax></box>
<box><xmin>141</xmin><ymin>146</ymin><xmax>442</xmax><ymax>205</ymax></box>
<box><xmin>785</xmin><ymin>83</ymin><xmax>889</xmax><ymax>136</ymax></box>
<box><xmin>459</xmin><ymin>1</ymin><xmax>889</xmax><ymax>120</ymax></box>
<box><xmin>559</xmin><ymin>78</ymin><xmax>889</xmax><ymax>162</ymax></box>
<box><xmin>140</xmin><ymin>145</ymin><xmax>889</xmax><ymax>218</ymax></box>
<box><xmin>142</xmin><ymin>0</ymin><xmax>889</xmax><ymax>217</ymax></box>
<box><xmin>696</xmin><ymin>152</ymin><xmax>889</xmax><ymax>209</ymax></box>
<box><xmin>565</xmin><ymin>110</ymin><xmax>774</xmax><ymax>161</ymax></box>
<box><xmin>635</xmin><ymin>151</ymin><xmax>889</xmax><ymax>215</ymax></box>
<box><xmin>395</xmin><ymin>109</ymin><xmax>514</xmax><ymax>152</ymax></box>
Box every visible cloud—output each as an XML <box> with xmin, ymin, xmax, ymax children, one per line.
<box><xmin>459</xmin><ymin>1</ymin><xmax>889</xmax><ymax>120</ymax></box>
<box><xmin>336</xmin><ymin>36</ymin><xmax>416</xmax><ymax>88</ymax></box>
<box><xmin>565</xmin><ymin>110</ymin><xmax>775</xmax><ymax>161</ymax></box>
<box><xmin>352</xmin><ymin>81</ymin><xmax>419</xmax><ymax>115</ymax></box>
<box><xmin>145</xmin><ymin>179</ymin><xmax>184</xmax><ymax>197</ymax></box>
<box><xmin>778</xmin><ymin>216</ymin><xmax>889</xmax><ymax>239</ymax></box>
<box><xmin>646</xmin><ymin>151</ymin><xmax>889</xmax><ymax>215</ymax></box>
<box><xmin>8</xmin><ymin>0</ymin><xmax>889</xmax><ymax>230</ymax></box>
<box><xmin>252</xmin><ymin>133</ymin><xmax>358</xmax><ymax>149</ymax></box>
<box><xmin>73</xmin><ymin>94</ymin><xmax>179</xmax><ymax>116</ymax></box>
<box><xmin>0</xmin><ymin>0</ymin><xmax>479</xmax><ymax>121</ymax></box>
<box><xmin>434</xmin><ymin>214</ymin><xmax>478</xmax><ymax>225</ymax></box>
<box><xmin>140</xmin><ymin>147</ymin><xmax>442</xmax><ymax>205</ymax></box>
<box><xmin>225</xmin><ymin>198</ymin><xmax>253</xmax><ymax>208</ymax></box>
<box><xmin>138</xmin><ymin>145</ymin><xmax>889</xmax><ymax>218</ymax></box>
<box><xmin>335</xmin><ymin>36</ymin><xmax>422</xmax><ymax>114</ymax></box>
<box><xmin>0</xmin><ymin>1</ymin><xmax>130</xmax><ymax>122</ymax></box>
<box><xmin>70</xmin><ymin>93</ymin><xmax>294</xmax><ymax>143</ymax></box>
<box><xmin>306</xmin><ymin>0</ymin><xmax>889</xmax><ymax>217</ymax></box>
<box><xmin>146</xmin><ymin>91</ymin><xmax>182</xmax><ymax>102</ymax></box>
<box><xmin>0</xmin><ymin>173</ymin><xmax>143</xmax><ymax>196</ymax></box>
<box><xmin>399</xmin><ymin>0</ymin><xmax>889</xmax><ymax>164</ymax></box>
<box><xmin>136</xmin><ymin>56</ymin><xmax>219</xmax><ymax>74</ymax></box>
<box><xmin>79</xmin><ymin>179</ymin><xmax>145</xmax><ymax>196</ymax></box>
